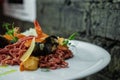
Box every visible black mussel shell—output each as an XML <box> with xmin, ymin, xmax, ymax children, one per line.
<box><xmin>45</xmin><ymin>35</ymin><xmax>58</xmax><ymax>44</ymax></box>
<box><xmin>32</xmin><ymin>42</ymin><xmax>42</xmax><ymax>56</ymax></box>
<box><xmin>32</xmin><ymin>35</ymin><xmax>59</xmax><ymax>56</ymax></box>
<box><xmin>32</xmin><ymin>42</ymin><xmax>57</xmax><ymax>56</ymax></box>
<box><xmin>0</xmin><ymin>35</ymin><xmax>10</xmax><ymax>48</ymax></box>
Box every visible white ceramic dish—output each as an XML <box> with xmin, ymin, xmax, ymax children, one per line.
<box><xmin>0</xmin><ymin>40</ymin><xmax>111</xmax><ymax>80</ymax></box>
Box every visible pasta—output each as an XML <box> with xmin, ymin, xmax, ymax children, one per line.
<box><xmin>0</xmin><ymin>37</ymin><xmax>32</xmax><ymax>65</ymax></box>
<box><xmin>39</xmin><ymin>46</ymin><xmax>73</xmax><ymax>69</ymax></box>
<box><xmin>0</xmin><ymin>20</ymin><xmax>74</xmax><ymax>71</ymax></box>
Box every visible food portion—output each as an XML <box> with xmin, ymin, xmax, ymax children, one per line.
<box><xmin>0</xmin><ymin>20</ymin><xmax>74</xmax><ymax>71</ymax></box>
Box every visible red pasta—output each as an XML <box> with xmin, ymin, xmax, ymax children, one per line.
<box><xmin>0</xmin><ymin>37</ymin><xmax>31</xmax><ymax>65</ymax></box>
<box><xmin>39</xmin><ymin>46</ymin><xmax>73</xmax><ymax>69</ymax></box>
<box><xmin>0</xmin><ymin>36</ymin><xmax>73</xmax><ymax>70</ymax></box>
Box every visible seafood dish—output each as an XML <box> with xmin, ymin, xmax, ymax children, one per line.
<box><xmin>0</xmin><ymin>21</ymin><xmax>75</xmax><ymax>71</ymax></box>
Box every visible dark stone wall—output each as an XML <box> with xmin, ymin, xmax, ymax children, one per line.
<box><xmin>0</xmin><ymin>0</ymin><xmax>120</xmax><ymax>80</ymax></box>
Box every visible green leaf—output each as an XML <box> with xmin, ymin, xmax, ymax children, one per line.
<box><xmin>41</xmin><ymin>68</ymin><xmax>50</xmax><ymax>72</ymax></box>
<box><xmin>12</xmin><ymin>23</ymin><xmax>14</xmax><ymax>29</ymax></box>
<box><xmin>2</xmin><ymin>22</ymin><xmax>18</xmax><ymax>43</ymax></box>
<box><xmin>68</xmin><ymin>32</ymin><xmax>78</xmax><ymax>40</ymax></box>
<box><xmin>63</xmin><ymin>39</ymin><xmax>69</xmax><ymax>45</ymax></box>
<box><xmin>2</xmin><ymin>23</ymin><xmax>14</xmax><ymax>35</ymax></box>
<box><xmin>10</xmin><ymin>37</ymin><xmax>18</xmax><ymax>43</ymax></box>
<box><xmin>2</xmin><ymin>23</ymin><xmax>10</xmax><ymax>31</ymax></box>
<box><xmin>63</xmin><ymin>32</ymin><xmax>78</xmax><ymax>45</ymax></box>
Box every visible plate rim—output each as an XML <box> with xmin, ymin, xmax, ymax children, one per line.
<box><xmin>0</xmin><ymin>40</ymin><xmax>111</xmax><ymax>80</ymax></box>
<box><xmin>67</xmin><ymin>40</ymin><xmax>111</xmax><ymax>79</ymax></box>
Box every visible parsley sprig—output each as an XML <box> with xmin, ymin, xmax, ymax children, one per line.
<box><xmin>2</xmin><ymin>23</ymin><xmax>18</xmax><ymax>43</ymax></box>
<box><xmin>41</xmin><ymin>68</ymin><xmax>50</xmax><ymax>72</ymax></box>
<box><xmin>63</xmin><ymin>32</ymin><xmax>78</xmax><ymax>46</ymax></box>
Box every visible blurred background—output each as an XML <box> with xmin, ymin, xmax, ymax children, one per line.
<box><xmin>0</xmin><ymin>0</ymin><xmax>120</xmax><ymax>80</ymax></box>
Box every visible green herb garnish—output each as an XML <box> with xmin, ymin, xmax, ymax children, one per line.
<box><xmin>41</xmin><ymin>68</ymin><xmax>50</xmax><ymax>72</ymax></box>
<box><xmin>0</xmin><ymin>69</ymin><xmax>17</xmax><ymax>76</ymax></box>
<box><xmin>0</xmin><ymin>65</ymin><xmax>8</xmax><ymax>68</ymax></box>
<box><xmin>2</xmin><ymin>23</ymin><xmax>18</xmax><ymax>43</ymax></box>
<box><xmin>63</xmin><ymin>32</ymin><xmax>78</xmax><ymax>45</ymax></box>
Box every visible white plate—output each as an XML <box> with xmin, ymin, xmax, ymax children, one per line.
<box><xmin>0</xmin><ymin>40</ymin><xmax>111</xmax><ymax>80</ymax></box>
